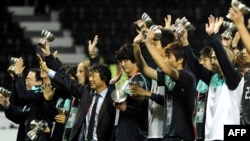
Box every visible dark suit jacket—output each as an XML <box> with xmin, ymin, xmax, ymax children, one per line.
<box><xmin>52</xmin><ymin>72</ymin><xmax>116</xmax><ymax>141</ymax></box>
<box><xmin>4</xmin><ymin>105</ymin><xmax>27</xmax><ymax>141</ymax></box>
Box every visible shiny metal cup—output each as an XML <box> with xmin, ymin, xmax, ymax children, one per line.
<box><xmin>226</xmin><ymin>0</ymin><xmax>250</xmax><ymax>19</ymax></box>
<box><xmin>0</xmin><ymin>87</ymin><xmax>11</xmax><ymax>97</ymax></box>
<box><xmin>37</xmin><ymin>29</ymin><xmax>55</xmax><ymax>48</ymax></box>
<box><xmin>111</xmin><ymin>89</ymin><xmax>127</xmax><ymax>103</ymax></box>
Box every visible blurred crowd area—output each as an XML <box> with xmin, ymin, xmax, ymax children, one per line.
<box><xmin>0</xmin><ymin>0</ymin><xmax>250</xmax><ymax>89</ymax></box>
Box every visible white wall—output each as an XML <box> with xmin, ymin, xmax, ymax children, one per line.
<box><xmin>0</xmin><ymin>112</ymin><xmax>18</xmax><ymax>141</ymax></box>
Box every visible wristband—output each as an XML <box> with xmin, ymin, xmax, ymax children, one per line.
<box><xmin>16</xmin><ymin>73</ymin><xmax>23</xmax><ymax>77</ymax></box>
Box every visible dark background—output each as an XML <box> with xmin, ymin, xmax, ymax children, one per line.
<box><xmin>0</xmin><ymin>0</ymin><xmax>250</xmax><ymax>89</ymax></box>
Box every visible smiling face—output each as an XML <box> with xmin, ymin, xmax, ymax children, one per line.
<box><xmin>119</xmin><ymin>59</ymin><xmax>138</xmax><ymax>77</ymax></box>
<box><xmin>25</xmin><ymin>71</ymin><xmax>42</xmax><ymax>90</ymax></box>
<box><xmin>210</xmin><ymin>51</ymin><xmax>223</xmax><ymax>75</ymax></box>
<box><xmin>88</xmin><ymin>64</ymin><xmax>111</xmax><ymax>93</ymax></box>
<box><xmin>89</xmin><ymin>71</ymin><xmax>106</xmax><ymax>91</ymax></box>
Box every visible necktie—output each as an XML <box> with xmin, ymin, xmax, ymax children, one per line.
<box><xmin>87</xmin><ymin>94</ymin><xmax>100</xmax><ymax>140</ymax></box>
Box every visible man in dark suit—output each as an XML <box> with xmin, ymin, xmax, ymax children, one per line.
<box><xmin>38</xmin><ymin>55</ymin><xmax>116</xmax><ymax>141</ymax></box>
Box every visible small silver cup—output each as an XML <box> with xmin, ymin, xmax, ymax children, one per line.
<box><xmin>37</xmin><ymin>29</ymin><xmax>55</xmax><ymax>48</ymax></box>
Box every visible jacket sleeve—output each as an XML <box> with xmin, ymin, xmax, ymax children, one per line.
<box><xmin>149</xmin><ymin>93</ymin><xmax>164</xmax><ymax>106</ymax></box>
<box><xmin>183</xmin><ymin>45</ymin><xmax>213</xmax><ymax>85</ymax></box>
<box><xmin>208</xmin><ymin>34</ymin><xmax>242</xmax><ymax>90</ymax></box>
<box><xmin>53</xmin><ymin>72</ymin><xmax>89</xmax><ymax>99</ymax></box>
<box><xmin>4</xmin><ymin>105</ymin><xmax>28</xmax><ymax>124</ymax></box>
<box><xmin>44</xmin><ymin>54</ymin><xmax>62</xmax><ymax>72</ymax></box>
<box><xmin>14</xmin><ymin>76</ymin><xmax>44</xmax><ymax>102</ymax></box>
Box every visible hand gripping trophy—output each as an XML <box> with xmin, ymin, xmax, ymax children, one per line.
<box><xmin>7</xmin><ymin>57</ymin><xmax>18</xmax><ymax>75</ymax></box>
<box><xmin>226</xmin><ymin>0</ymin><xmax>250</xmax><ymax>19</ymax></box>
<box><xmin>37</xmin><ymin>29</ymin><xmax>55</xmax><ymax>48</ymax></box>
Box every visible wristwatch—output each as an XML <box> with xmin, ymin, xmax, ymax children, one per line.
<box><xmin>3</xmin><ymin>103</ymin><xmax>10</xmax><ymax>110</ymax></box>
<box><xmin>16</xmin><ymin>73</ymin><xmax>23</xmax><ymax>77</ymax></box>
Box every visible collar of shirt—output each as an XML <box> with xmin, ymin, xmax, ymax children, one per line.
<box><xmin>92</xmin><ymin>88</ymin><xmax>108</xmax><ymax>99</ymax></box>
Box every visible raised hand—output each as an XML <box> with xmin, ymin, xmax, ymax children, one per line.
<box><xmin>88</xmin><ymin>35</ymin><xmax>98</xmax><ymax>58</ymax></box>
<box><xmin>205</xmin><ymin>15</ymin><xmax>216</xmax><ymax>35</ymax></box>
<box><xmin>39</xmin><ymin>39</ymin><xmax>51</xmax><ymax>56</ymax></box>
<box><xmin>214</xmin><ymin>16</ymin><xmax>224</xmax><ymax>34</ymax></box>
<box><xmin>36</xmin><ymin>54</ymin><xmax>49</xmax><ymax>73</ymax></box>
<box><xmin>14</xmin><ymin>57</ymin><xmax>25</xmax><ymax>75</ymax></box>
<box><xmin>179</xmin><ymin>28</ymin><xmax>189</xmax><ymax>46</ymax></box>
<box><xmin>229</xmin><ymin>5</ymin><xmax>244</xmax><ymax>26</ymax></box>
<box><xmin>133</xmin><ymin>31</ymin><xmax>144</xmax><ymax>44</ymax></box>
<box><xmin>109</xmin><ymin>64</ymin><xmax>123</xmax><ymax>85</ymax></box>
<box><xmin>164</xmin><ymin>14</ymin><xmax>172</xmax><ymax>29</ymax></box>
<box><xmin>41</xmin><ymin>83</ymin><xmax>55</xmax><ymax>101</ymax></box>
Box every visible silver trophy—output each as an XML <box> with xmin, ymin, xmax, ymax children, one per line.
<box><xmin>0</xmin><ymin>87</ymin><xmax>11</xmax><ymax>97</ymax></box>
<box><xmin>222</xmin><ymin>21</ymin><xmax>237</xmax><ymax>38</ymax></box>
<box><xmin>226</xmin><ymin>0</ymin><xmax>250</xmax><ymax>19</ymax></box>
<box><xmin>111</xmin><ymin>89</ymin><xmax>127</xmax><ymax>103</ymax></box>
<box><xmin>221</xmin><ymin>29</ymin><xmax>233</xmax><ymax>39</ymax></box>
<box><xmin>27</xmin><ymin>120</ymin><xmax>48</xmax><ymax>141</ymax></box>
<box><xmin>7</xmin><ymin>57</ymin><xmax>18</xmax><ymax>74</ymax></box>
<box><xmin>223</xmin><ymin>21</ymin><xmax>237</xmax><ymax>31</ymax></box>
<box><xmin>134</xmin><ymin>12</ymin><xmax>154</xmax><ymax>31</ymax></box>
<box><xmin>37</xmin><ymin>29</ymin><xmax>55</xmax><ymax>48</ymax></box>
<box><xmin>172</xmin><ymin>17</ymin><xmax>195</xmax><ymax>37</ymax></box>
<box><xmin>142</xmin><ymin>25</ymin><xmax>162</xmax><ymax>40</ymax></box>
<box><xmin>150</xmin><ymin>25</ymin><xmax>162</xmax><ymax>40</ymax></box>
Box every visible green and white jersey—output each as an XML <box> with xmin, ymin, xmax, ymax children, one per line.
<box><xmin>205</xmin><ymin>74</ymin><xmax>244</xmax><ymax>140</ymax></box>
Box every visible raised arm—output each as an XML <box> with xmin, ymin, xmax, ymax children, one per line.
<box><xmin>230</xmin><ymin>5</ymin><xmax>250</xmax><ymax>54</ymax></box>
<box><xmin>144</xmin><ymin>29</ymin><xmax>179</xmax><ymax>80</ymax></box>
<box><xmin>206</xmin><ymin>15</ymin><xmax>242</xmax><ymax>89</ymax></box>
<box><xmin>133</xmin><ymin>33</ymin><xmax>158</xmax><ymax>80</ymax></box>
<box><xmin>179</xmin><ymin>28</ymin><xmax>213</xmax><ymax>85</ymax></box>
<box><xmin>37</xmin><ymin>54</ymin><xmax>87</xmax><ymax>99</ymax></box>
<box><xmin>88</xmin><ymin>35</ymin><xmax>100</xmax><ymax>65</ymax></box>
<box><xmin>39</xmin><ymin>39</ymin><xmax>61</xmax><ymax>72</ymax></box>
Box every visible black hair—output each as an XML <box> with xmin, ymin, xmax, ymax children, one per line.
<box><xmin>160</xmin><ymin>29</ymin><xmax>175</xmax><ymax>47</ymax></box>
<box><xmin>115</xmin><ymin>43</ymin><xmax>136</xmax><ymax>63</ymax></box>
<box><xmin>89</xmin><ymin>64</ymin><xmax>111</xmax><ymax>86</ymax></box>
<box><xmin>165</xmin><ymin>41</ymin><xmax>186</xmax><ymax>68</ymax></box>
<box><xmin>27</xmin><ymin>68</ymin><xmax>42</xmax><ymax>81</ymax></box>
<box><xmin>65</xmin><ymin>65</ymin><xmax>77</xmax><ymax>80</ymax></box>
<box><xmin>199</xmin><ymin>46</ymin><xmax>213</xmax><ymax>58</ymax></box>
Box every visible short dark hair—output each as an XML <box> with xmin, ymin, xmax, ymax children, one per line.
<box><xmin>165</xmin><ymin>41</ymin><xmax>186</xmax><ymax>68</ymax></box>
<box><xmin>89</xmin><ymin>64</ymin><xmax>111</xmax><ymax>86</ymax></box>
<box><xmin>200</xmin><ymin>46</ymin><xmax>213</xmax><ymax>58</ymax></box>
<box><xmin>115</xmin><ymin>43</ymin><xmax>136</xmax><ymax>63</ymax></box>
<box><xmin>160</xmin><ymin>29</ymin><xmax>175</xmax><ymax>47</ymax></box>
<box><xmin>65</xmin><ymin>65</ymin><xmax>77</xmax><ymax>80</ymax></box>
<box><xmin>28</xmin><ymin>68</ymin><xmax>42</xmax><ymax>81</ymax></box>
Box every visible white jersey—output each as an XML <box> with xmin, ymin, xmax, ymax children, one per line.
<box><xmin>205</xmin><ymin>75</ymin><xmax>244</xmax><ymax>140</ymax></box>
<box><xmin>147</xmin><ymin>79</ymin><xmax>164</xmax><ymax>138</ymax></box>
